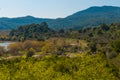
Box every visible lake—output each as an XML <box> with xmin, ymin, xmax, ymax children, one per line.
<box><xmin>0</xmin><ymin>42</ymin><xmax>15</xmax><ymax>49</ymax></box>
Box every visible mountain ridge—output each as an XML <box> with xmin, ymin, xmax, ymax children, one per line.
<box><xmin>0</xmin><ymin>6</ymin><xmax>120</xmax><ymax>30</ymax></box>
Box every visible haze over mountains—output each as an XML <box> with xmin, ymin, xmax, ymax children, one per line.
<box><xmin>0</xmin><ymin>6</ymin><xmax>120</xmax><ymax>30</ymax></box>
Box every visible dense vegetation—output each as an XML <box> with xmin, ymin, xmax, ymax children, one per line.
<box><xmin>0</xmin><ymin>38</ymin><xmax>87</xmax><ymax>57</ymax></box>
<box><xmin>1</xmin><ymin>6</ymin><xmax>120</xmax><ymax>30</ymax></box>
<box><xmin>0</xmin><ymin>53</ymin><xmax>120</xmax><ymax>80</ymax></box>
<box><xmin>0</xmin><ymin>21</ymin><xmax>120</xmax><ymax>79</ymax></box>
<box><xmin>9</xmin><ymin>22</ymin><xmax>55</xmax><ymax>41</ymax></box>
<box><xmin>2</xmin><ymin>22</ymin><xmax>120</xmax><ymax>57</ymax></box>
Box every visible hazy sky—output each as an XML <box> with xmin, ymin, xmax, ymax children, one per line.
<box><xmin>0</xmin><ymin>0</ymin><xmax>120</xmax><ymax>18</ymax></box>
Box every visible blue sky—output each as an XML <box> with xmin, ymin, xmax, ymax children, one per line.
<box><xmin>0</xmin><ymin>0</ymin><xmax>120</xmax><ymax>18</ymax></box>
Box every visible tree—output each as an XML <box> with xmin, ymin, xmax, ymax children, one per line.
<box><xmin>88</xmin><ymin>33</ymin><xmax>93</xmax><ymax>37</ymax></box>
<box><xmin>97</xmin><ymin>29</ymin><xmax>103</xmax><ymax>35</ymax></box>
<box><xmin>88</xmin><ymin>42</ymin><xmax>97</xmax><ymax>53</ymax></box>
<box><xmin>111</xmin><ymin>39</ymin><xmax>120</xmax><ymax>52</ymax></box>
<box><xmin>9</xmin><ymin>22</ymin><xmax>55</xmax><ymax>41</ymax></box>
<box><xmin>101</xmin><ymin>23</ymin><xmax>110</xmax><ymax>31</ymax></box>
<box><xmin>58</xmin><ymin>29</ymin><xmax>65</xmax><ymax>33</ymax></box>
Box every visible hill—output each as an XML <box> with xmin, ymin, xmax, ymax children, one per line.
<box><xmin>0</xmin><ymin>16</ymin><xmax>52</xmax><ymax>30</ymax></box>
<box><xmin>1</xmin><ymin>6</ymin><xmax>120</xmax><ymax>30</ymax></box>
<box><xmin>9</xmin><ymin>22</ymin><xmax>55</xmax><ymax>41</ymax></box>
<box><xmin>48</xmin><ymin>6</ymin><xmax>120</xmax><ymax>29</ymax></box>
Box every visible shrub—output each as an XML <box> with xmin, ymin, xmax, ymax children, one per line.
<box><xmin>23</xmin><ymin>40</ymin><xmax>44</xmax><ymax>52</ymax></box>
<box><xmin>26</xmin><ymin>48</ymin><xmax>35</xmax><ymax>57</ymax></box>
<box><xmin>111</xmin><ymin>39</ymin><xmax>120</xmax><ymax>53</ymax></box>
<box><xmin>8</xmin><ymin>43</ymin><xmax>23</xmax><ymax>55</ymax></box>
<box><xmin>0</xmin><ymin>46</ymin><xmax>5</xmax><ymax>56</ymax></box>
<box><xmin>41</xmin><ymin>42</ymin><xmax>56</xmax><ymax>54</ymax></box>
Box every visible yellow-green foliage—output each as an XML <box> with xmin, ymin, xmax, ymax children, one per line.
<box><xmin>110</xmin><ymin>54</ymin><xmax>120</xmax><ymax>76</ymax></box>
<box><xmin>41</xmin><ymin>41</ymin><xmax>56</xmax><ymax>54</ymax></box>
<box><xmin>0</xmin><ymin>53</ymin><xmax>119</xmax><ymax>80</ymax></box>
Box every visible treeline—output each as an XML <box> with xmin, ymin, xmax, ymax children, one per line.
<box><xmin>9</xmin><ymin>22</ymin><xmax>56</xmax><ymax>41</ymax></box>
<box><xmin>0</xmin><ymin>22</ymin><xmax>120</xmax><ymax>57</ymax></box>
<box><xmin>8</xmin><ymin>22</ymin><xmax>120</xmax><ymax>42</ymax></box>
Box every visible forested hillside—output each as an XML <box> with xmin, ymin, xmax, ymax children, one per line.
<box><xmin>0</xmin><ymin>16</ymin><xmax>52</xmax><ymax>30</ymax></box>
<box><xmin>1</xmin><ymin>6</ymin><xmax>120</xmax><ymax>30</ymax></box>
<box><xmin>9</xmin><ymin>22</ymin><xmax>55</xmax><ymax>41</ymax></box>
<box><xmin>48</xmin><ymin>6</ymin><xmax>120</xmax><ymax>29</ymax></box>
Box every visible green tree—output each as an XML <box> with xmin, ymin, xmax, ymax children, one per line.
<box><xmin>101</xmin><ymin>23</ymin><xmax>110</xmax><ymax>31</ymax></box>
<box><xmin>88</xmin><ymin>42</ymin><xmax>97</xmax><ymax>53</ymax></box>
<box><xmin>111</xmin><ymin>39</ymin><xmax>120</xmax><ymax>53</ymax></box>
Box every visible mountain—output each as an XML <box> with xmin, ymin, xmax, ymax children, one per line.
<box><xmin>1</xmin><ymin>6</ymin><xmax>120</xmax><ymax>30</ymax></box>
<box><xmin>48</xmin><ymin>6</ymin><xmax>120</xmax><ymax>29</ymax></box>
<box><xmin>0</xmin><ymin>16</ymin><xmax>52</xmax><ymax>30</ymax></box>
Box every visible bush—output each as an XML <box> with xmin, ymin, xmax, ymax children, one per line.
<box><xmin>101</xmin><ymin>23</ymin><xmax>110</xmax><ymax>31</ymax></box>
<box><xmin>26</xmin><ymin>48</ymin><xmax>35</xmax><ymax>57</ymax></box>
<box><xmin>23</xmin><ymin>40</ymin><xmax>44</xmax><ymax>52</ymax></box>
<box><xmin>0</xmin><ymin>54</ymin><xmax>118</xmax><ymax>80</ymax></box>
<box><xmin>8</xmin><ymin>43</ymin><xmax>23</xmax><ymax>55</ymax></box>
<box><xmin>88</xmin><ymin>42</ymin><xmax>97</xmax><ymax>53</ymax></box>
<box><xmin>41</xmin><ymin>42</ymin><xmax>56</xmax><ymax>54</ymax></box>
<box><xmin>0</xmin><ymin>46</ymin><xmax>5</xmax><ymax>56</ymax></box>
<box><xmin>111</xmin><ymin>39</ymin><xmax>120</xmax><ymax>53</ymax></box>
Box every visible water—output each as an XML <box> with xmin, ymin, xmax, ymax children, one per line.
<box><xmin>0</xmin><ymin>42</ymin><xmax>14</xmax><ymax>49</ymax></box>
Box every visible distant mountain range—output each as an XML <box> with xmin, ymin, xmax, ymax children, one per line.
<box><xmin>0</xmin><ymin>6</ymin><xmax>120</xmax><ymax>30</ymax></box>
<box><xmin>0</xmin><ymin>16</ymin><xmax>52</xmax><ymax>30</ymax></box>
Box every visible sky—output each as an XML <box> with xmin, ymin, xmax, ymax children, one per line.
<box><xmin>0</xmin><ymin>0</ymin><xmax>120</xmax><ymax>18</ymax></box>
